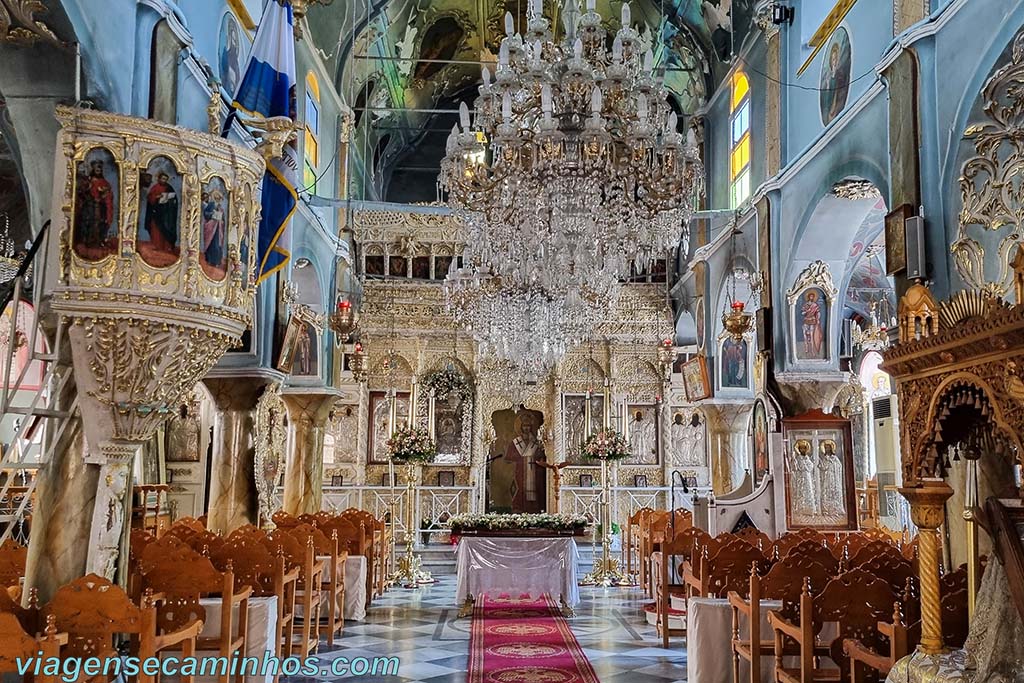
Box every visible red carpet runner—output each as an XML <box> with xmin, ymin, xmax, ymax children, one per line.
<box><xmin>469</xmin><ymin>594</ymin><xmax>600</xmax><ymax>683</ymax></box>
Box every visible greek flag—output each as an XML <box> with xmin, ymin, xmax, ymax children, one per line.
<box><xmin>233</xmin><ymin>0</ymin><xmax>297</xmax><ymax>283</ymax></box>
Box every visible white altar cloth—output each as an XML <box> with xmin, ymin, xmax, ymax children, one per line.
<box><xmin>191</xmin><ymin>595</ymin><xmax>277</xmax><ymax>683</ymax></box>
<box><xmin>455</xmin><ymin>536</ymin><xmax>580</xmax><ymax>607</ymax></box>
<box><xmin>686</xmin><ymin>597</ymin><xmax>779</xmax><ymax>683</ymax></box>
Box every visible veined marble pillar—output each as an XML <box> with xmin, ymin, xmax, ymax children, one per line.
<box><xmin>282</xmin><ymin>393</ymin><xmax>337</xmax><ymax>516</ymax></box>
<box><xmin>23</xmin><ymin>401</ymin><xmax>96</xmax><ymax>603</ymax></box>
<box><xmin>204</xmin><ymin>378</ymin><xmax>266</xmax><ymax>534</ymax></box>
<box><xmin>900</xmin><ymin>481</ymin><xmax>954</xmax><ymax>654</ymax></box>
<box><xmin>85</xmin><ymin>443</ymin><xmax>141</xmax><ymax>579</ymax></box>
<box><xmin>703</xmin><ymin>404</ymin><xmax>753</xmax><ymax>494</ymax></box>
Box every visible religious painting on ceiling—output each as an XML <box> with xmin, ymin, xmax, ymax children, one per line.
<box><xmin>720</xmin><ymin>336</ymin><xmax>749</xmax><ymax>389</ymax></box>
<box><xmin>624</xmin><ymin>404</ymin><xmax>659</xmax><ymax>466</ymax></box>
<box><xmin>670</xmin><ymin>410</ymin><xmax>706</xmax><ymax>468</ymax></box>
<box><xmin>73</xmin><ymin>147</ymin><xmax>119</xmax><ymax>261</ymax></box>
<box><xmin>137</xmin><ymin>155</ymin><xmax>181</xmax><ymax>267</ymax></box>
<box><xmin>562</xmin><ymin>393</ymin><xmax>604</xmax><ymax>465</ymax></box>
<box><xmin>794</xmin><ymin>287</ymin><xmax>829</xmax><ymax>361</ymax></box>
<box><xmin>219</xmin><ymin>11</ymin><xmax>248</xmax><ymax>98</ymax></box>
<box><xmin>782</xmin><ymin>411</ymin><xmax>856</xmax><ymax>530</ymax></box>
<box><xmin>819</xmin><ymin>25</ymin><xmax>852</xmax><ymax>126</ymax></box>
<box><xmin>200</xmin><ymin>177</ymin><xmax>229</xmax><ymax>280</ymax></box>
<box><xmin>368</xmin><ymin>391</ymin><xmax>411</xmax><ymax>464</ymax></box>
<box><xmin>751</xmin><ymin>399</ymin><xmax>769</xmax><ymax>487</ymax></box>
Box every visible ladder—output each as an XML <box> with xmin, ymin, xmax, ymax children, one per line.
<box><xmin>0</xmin><ymin>221</ymin><xmax>78</xmax><ymax>544</ymax></box>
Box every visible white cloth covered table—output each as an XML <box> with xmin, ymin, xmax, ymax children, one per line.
<box><xmin>343</xmin><ymin>554</ymin><xmax>367</xmax><ymax>621</ymax></box>
<box><xmin>686</xmin><ymin>597</ymin><xmax>779</xmax><ymax>683</ymax></box>
<box><xmin>196</xmin><ymin>595</ymin><xmax>277</xmax><ymax>683</ymax></box>
<box><xmin>455</xmin><ymin>536</ymin><xmax>580</xmax><ymax>607</ymax></box>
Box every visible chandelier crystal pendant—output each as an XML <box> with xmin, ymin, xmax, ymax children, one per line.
<box><xmin>441</xmin><ymin>0</ymin><xmax>704</xmax><ymax>374</ymax></box>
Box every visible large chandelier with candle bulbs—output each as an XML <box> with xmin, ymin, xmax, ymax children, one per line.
<box><xmin>440</xmin><ymin>0</ymin><xmax>703</xmax><ymax>375</ymax></box>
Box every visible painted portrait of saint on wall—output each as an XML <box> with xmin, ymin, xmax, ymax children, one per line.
<box><xmin>819</xmin><ymin>26</ymin><xmax>851</xmax><ymax>126</ymax></box>
<box><xmin>795</xmin><ymin>287</ymin><xmax>829</xmax><ymax>361</ymax></box>
<box><xmin>137</xmin><ymin>156</ymin><xmax>181</xmax><ymax>267</ymax></box>
<box><xmin>562</xmin><ymin>393</ymin><xmax>604</xmax><ymax>465</ymax></box>
<box><xmin>219</xmin><ymin>12</ymin><xmax>246</xmax><ymax>98</ymax></box>
<box><xmin>73</xmin><ymin>147</ymin><xmax>120</xmax><ymax>261</ymax></box>
<box><xmin>681</xmin><ymin>355</ymin><xmax>712</xmax><ymax>402</ymax></box>
<box><xmin>721</xmin><ymin>337</ymin><xmax>748</xmax><ymax>389</ymax></box>
<box><xmin>200</xmin><ymin>177</ymin><xmax>229</xmax><ymax>280</ymax></box>
<box><xmin>751</xmin><ymin>399</ymin><xmax>769</xmax><ymax>486</ymax></box>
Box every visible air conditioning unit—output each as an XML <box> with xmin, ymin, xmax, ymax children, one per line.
<box><xmin>872</xmin><ymin>394</ymin><xmax>900</xmax><ymax>475</ymax></box>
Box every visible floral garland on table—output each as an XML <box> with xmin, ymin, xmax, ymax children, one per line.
<box><xmin>449</xmin><ymin>512</ymin><xmax>589</xmax><ymax>533</ymax></box>
<box><xmin>386</xmin><ymin>425</ymin><xmax>437</xmax><ymax>464</ymax></box>
<box><xmin>422</xmin><ymin>366</ymin><xmax>474</xmax><ymax>402</ymax></box>
<box><xmin>580</xmin><ymin>429</ymin><xmax>631</xmax><ymax>461</ymax></box>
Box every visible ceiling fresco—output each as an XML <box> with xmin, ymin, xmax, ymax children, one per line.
<box><xmin>307</xmin><ymin>0</ymin><xmax>755</xmax><ymax>202</ymax></box>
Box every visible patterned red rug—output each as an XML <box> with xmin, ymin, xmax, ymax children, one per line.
<box><xmin>469</xmin><ymin>594</ymin><xmax>599</xmax><ymax>683</ymax></box>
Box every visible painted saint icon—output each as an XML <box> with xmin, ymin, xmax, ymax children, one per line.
<box><xmin>219</xmin><ymin>13</ymin><xmax>244</xmax><ymax>98</ymax></box>
<box><xmin>201</xmin><ymin>177</ymin><xmax>229</xmax><ymax>280</ymax></box>
<box><xmin>73</xmin><ymin>148</ymin><xmax>119</xmax><ymax>260</ymax></box>
<box><xmin>721</xmin><ymin>337</ymin><xmax>748</xmax><ymax>388</ymax></box>
<box><xmin>819</xmin><ymin>26</ymin><xmax>852</xmax><ymax>126</ymax></box>
<box><xmin>137</xmin><ymin>156</ymin><xmax>181</xmax><ymax>267</ymax></box>
<box><xmin>796</xmin><ymin>288</ymin><xmax>828</xmax><ymax>361</ymax></box>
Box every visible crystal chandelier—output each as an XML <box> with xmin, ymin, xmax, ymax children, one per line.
<box><xmin>441</xmin><ymin>0</ymin><xmax>703</xmax><ymax>373</ymax></box>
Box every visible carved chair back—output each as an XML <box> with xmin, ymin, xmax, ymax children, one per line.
<box><xmin>702</xmin><ymin>539</ymin><xmax>768</xmax><ymax>598</ymax></box>
<box><xmin>779</xmin><ymin>539</ymin><xmax>840</xmax><ymax>573</ymax></box>
<box><xmin>772</xmin><ymin>528</ymin><xmax>827</xmax><ymax>558</ymax></box>
<box><xmin>271</xmin><ymin>510</ymin><xmax>300</xmax><ymax>528</ymax></box>
<box><xmin>812</xmin><ymin>569</ymin><xmax>898</xmax><ymax>678</ymax></box>
<box><xmin>0</xmin><ymin>612</ymin><xmax>63</xmax><ymax>681</ymax></box>
<box><xmin>43</xmin><ymin>574</ymin><xmax>145</xmax><ymax>661</ymax></box>
<box><xmin>734</xmin><ymin>526</ymin><xmax>772</xmax><ymax>552</ymax></box>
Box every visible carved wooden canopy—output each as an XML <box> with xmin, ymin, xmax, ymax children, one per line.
<box><xmin>881</xmin><ymin>290</ymin><xmax>1024</xmax><ymax>485</ymax></box>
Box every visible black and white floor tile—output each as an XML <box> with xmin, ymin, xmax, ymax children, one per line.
<box><xmin>299</xmin><ymin>575</ymin><xmax>687</xmax><ymax>683</ymax></box>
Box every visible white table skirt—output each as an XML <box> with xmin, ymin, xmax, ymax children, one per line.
<box><xmin>192</xmin><ymin>596</ymin><xmax>277</xmax><ymax>683</ymax></box>
<box><xmin>455</xmin><ymin>536</ymin><xmax>580</xmax><ymax>607</ymax></box>
<box><xmin>686</xmin><ymin>597</ymin><xmax>779</xmax><ymax>683</ymax></box>
<box><xmin>343</xmin><ymin>555</ymin><xmax>367</xmax><ymax>621</ymax></box>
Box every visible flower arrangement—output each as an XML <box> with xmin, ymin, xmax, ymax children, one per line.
<box><xmin>386</xmin><ymin>425</ymin><xmax>437</xmax><ymax>464</ymax></box>
<box><xmin>580</xmin><ymin>429</ymin><xmax>631</xmax><ymax>461</ymax></box>
<box><xmin>449</xmin><ymin>512</ymin><xmax>589</xmax><ymax>533</ymax></box>
<box><xmin>422</xmin><ymin>366</ymin><xmax>473</xmax><ymax>402</ymax></box>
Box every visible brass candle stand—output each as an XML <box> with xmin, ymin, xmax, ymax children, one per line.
<box><xmin>392</xmin><ymin>461</ymin><xmax>433</xmax><ymax>587</ymax></box>
<box><xmin>582</xmin><ymin>456</ymin><xmax>627</xmax><ymax>586</ymax></box>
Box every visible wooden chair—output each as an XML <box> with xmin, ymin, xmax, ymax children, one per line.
<box><xmin>767</xmin><ymin>568</ymin><xmax>898</xmax><ymax>683</ymax></box>
<box><xmin>771</xmin><ymin>528</ymin><xmax>828</xmax><ymax>559</ymax></box>
<box><xmin>734</xmin><ymin>526</ymin><xmax>772</xmax><ymax>552</ymax></box>
<box><xmin>625</xmin><ymin>507</ymin><xmax>654</xmax><ymax>582</ymax></box>
<box><xmin>44</xmin><ymin>574</ymin><xmax>203</xmax><ymax>683</ymax></box>
<box><xmin>286</xmin><ymin>523</ymin><xmax>347</xmax><ymax>645</ymax></box>
<box><xmin>341</xmin><ymin>509</ymin><xmax>389</xmax><ymax>597</ymax></box>
<box><xmin>684</xmin><ymin>536</ymin><xmax>766</xmax><ymax>598</ymax></box>
<box><xmin>651</xmin><ymin>530</ymin><xmax>694</xmax><ymax>647</ymax></box>
<box><xmin>267</xmin><ymin>529</ymin><xmax>323</xmax><ymax>658</ymax></box>
<box><xmin>849</xmin><ymin>541</ymin><xmax>916</xmax><ymax>587</ymax></box>
<box><xmin>139</xmin><ymin>544</ymin><xmax>250</xmax><ymax>683</ymax></box>
<box><xmin>729</xmin><ymin>554</ymin><xmax>836</xmax><ymax>683</ymax></box>
<box><xmin>212</xmin><ymin>535</ymin><xmax>298</xmax><ymax>663</ymax></box>
<box><xmin>0</xmin><ymin>613</ymin><xmax>65</xmax><ymax>683</ymax></box>
<box><xmin>271</xmin><ymin>510</ymin><xmax>300</xmax><ymax>528</ymax></box>
<box><xmin>642</xmin><ymin>509</ymin><xmax>693</xmax><ymax>595</ymax></box>
<box><xmin>320</xmin><ymin>515</ymin><xmax>374</xmax><ymax>608</ymax></box>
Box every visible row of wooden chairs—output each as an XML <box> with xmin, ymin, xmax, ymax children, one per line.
<box><xmin>649</xmin><ymin>526</ymin><xmax>920</xmax><ymax>649</ymax></box>
<box><xmin>273</xmin><ymin>508</ymin><xmax>392</xmax><ymax>608</ymax></box>
<box><xmin>0</xmin><ymin>575</ymin><xmax>203</xmax><ymax>683</ymax></box>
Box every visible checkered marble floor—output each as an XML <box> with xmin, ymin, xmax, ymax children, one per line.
<box><xmin>294</xmin><ymin>574</ymin><xmax>687</xmax><ymax>683</ymax></box>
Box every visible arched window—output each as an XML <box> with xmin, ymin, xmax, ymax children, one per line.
<box><xmin>304</xmin><ymin>72</ymin><xmax>321</xmax><ymax>192</ymax></box>
<box><xmin>729</xmin><ymin>71</ymin><xmax>751</xmax><ymax>207</ymax></box>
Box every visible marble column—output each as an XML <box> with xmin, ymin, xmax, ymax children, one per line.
<box><xmin>23</xmin><ymin>403</ymin><xmax>97</xmax><ymax>603</ymax></box>
<box><xmin>900</xmin><ymin>480</ymin><xmax>954</xmax><ymax>655</ymax></box>
<box><xmin>282</xmin><ymin>393</ymin><xmax>337</xmax><ymax>516</ymax></box>
<box><xmin>85</xmin><ymin>443</ymin><xmax>141</xmax><ymax>580</ymax></box>
<box><xmin>703</xmin><ymin>404</ymin><xmax>753</xmax><ymax>494</ymax></box>
<box><xmin>204</xmin><ymin>377</ymin><xmax>266</xmax><ymax>534</ymax></box>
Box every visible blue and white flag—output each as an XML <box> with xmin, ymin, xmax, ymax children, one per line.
<box><xmin>233</xmin><ymin>0</ymin><xmax>297</xmax><ymax>283</ymax></box>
